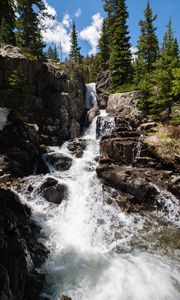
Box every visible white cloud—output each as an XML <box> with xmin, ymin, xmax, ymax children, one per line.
<box><xmin>62</xmin><ymin>14</ymin><xmax>71</xmax><ymax>28</ymax></box>
<box><xmin>131</xmin><ymin>46</ymin><xmax>138</xmax><ymax>60</ymax></box>
<box><xmin>80</xmin><ymin>13</ymin><xmax>103</xmax><ymax>55</ymax></box>
<box><xmin>42</xmin><ymin>1</ymin><xmax>71</xmax><ymax>54</ymax></box>
<box><xmin>75</xmin><ymin>8</ymin><xmax>82</xmax><ymax>18</ymax></box>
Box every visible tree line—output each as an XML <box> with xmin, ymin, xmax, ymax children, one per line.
<box><xmin>98</xmin><ymin>0</ymin><xmax>180</xmax><ymax>122</ymax></box>
<box><xmin>0</xmin><ymin>0</ymin><xmax>179</xmax><ymax>121</ymax></box>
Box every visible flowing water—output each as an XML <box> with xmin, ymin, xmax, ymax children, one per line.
<box><xmin>15</xmin><ymin>84</ymin><xmax>180</xmax><ymax>300</ymax></box>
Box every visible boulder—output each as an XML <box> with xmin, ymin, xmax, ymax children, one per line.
<box><xmin>60</xmin><ymin>296</ymin><xmax>72</xmax><ymax>300</ymax></box>
<box><xmin>67</xmin><ymin>139</ymin><xmax>87</xmax><ymax>158</ymax></box>
<box><xmin>40</xmin><ymin>177</ymin><xmax>68</xmax><ymax>204</ymax></box>
<box><xmin>44</xmin><ymin>153</ymin><xmax>72</xmax><ymax>171</ymax></box>
<box><xmin>87</xmin><ymin>106</ymin><xmax>99</xmax><ymax>124</ymax></box>
<box><xmin>107</xmin><ymin>91</ymin><xmax>143</xmax><ymax>125</ymax></box>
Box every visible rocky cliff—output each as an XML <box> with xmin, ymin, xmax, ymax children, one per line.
<box><xmin>0</xmin><ymin>44</ymin><xmax>86</xmax><ymax>178</ymax></box>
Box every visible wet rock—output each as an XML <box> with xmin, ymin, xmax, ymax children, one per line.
<box><xmin>44</xmin><ymin>153</ymin><xmax>72</xmax><ymax>171</ymax></box>
<box><xmin>87</xmin><ymin>106</ymin><xmax>99</xmax><ymax>124</ymax></box>
<box><xmin>43</xmin><ymin>184</ymin><xmax>68</xmax><ymax>204</ymax></box>
<box><xmin>40</xmin><ymin>177</ymin><xmax>68</xmax><ymax>204</ymax></box>
<box><xmin>60</xmin><ymin>296</ymin><xmax>72</xmax><ymax>300</ymax></box>
<box><xmin>168</xmin><ymin>176</ymin><xmax>180</xmax><ymax>199</ymax></box>
<box><xmin>0</xmin><ymin>188</ymin><xmax>48</xmax><ymax>300</ymax></box>
<box><xmin>96</xmin><ymin>115</ymin><xmax>115</xmax><ymax>138</ymax></box>
<box><xmin>67</xmin><ymin>139</ymin><xmax>86</xmax><ymax>158</ymax></box>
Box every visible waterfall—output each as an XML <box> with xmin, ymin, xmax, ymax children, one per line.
<box><xmin>13</xmin><ymin>87</ymin><xmax>180</xmax><ymax>300</ymax></box>
<box><xmin>85</xmin><ymin>83</ymin><xmax>97</xmax><ymax>109</ymax></box>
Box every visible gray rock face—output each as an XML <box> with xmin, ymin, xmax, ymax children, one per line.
<box><xmin>0</xmin><ymin>44</ymin><xmax>86</xmax><ymax>145</ymax></box>
<box><xmin>96</xmin><ymin>70</ymin><xmax>110</xmax><ymax>108</ymax></box>
<box><xmin>107</xmin><ymin>91</ymin><xmax>143</xmax><ymax>125</ymax></box>
<box><xmin>0</xmin><ymin>188</ymin><xmax>49</xmax><ymax>300</ymax></box>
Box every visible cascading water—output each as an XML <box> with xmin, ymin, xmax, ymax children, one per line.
<box><xmin>14</xmin><ymin>85</ymin><xmax>180</xmax><ymax>300</ymax></box>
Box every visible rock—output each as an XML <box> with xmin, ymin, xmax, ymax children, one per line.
<box><xmin>0</xmin><ymin>188</ymin><xmax>49</xmax><ymax>300</ymax></box>
<box><xmin>42</xmin><ymin>184</ymin><xmax>67</xmax><ymax>204</ymax></box>
<box><xmin>0</xmin><ymin>44</ymin><xmax>86</xmax><ymax>146</ymax></box>
<box><xmin>39</xmin><ymin>177</ymin><xmax>68</xmax><ymax>204</ymax></box>
<box><xmin>96</xmin><ymin>70</ymin><xmax>110</xmax><ymax>108</ymax></box>
<box><xmin>60</xmin><ymin>296</ymin><xmax>72</xmax><ymax>300</ymax></box>
<box><xmin>100</xmin><ymin>137</ymin><xmax>137</xmax><ymax>164</ymax></box>
<box><xmin>138</xmin><ymin>122</ymin><xmax>158</xmax><ymax>132</ymax></box>
<box><xmin>168</xmin><ymin>176</ymin><xmax>180</xmax><ymax>199</ymax></box>
<box><xmin>107</xmin><ymin>91</ymin><xmax>143</xmax><ymax>125</ymax></box>
<box><xmin>67</xmin><ymin>139</ymin><xmax>87</xmax><ymax>158</ymax></box>
<box><xmin>87</xmin><ymin>107</ymin><xmax>99</xmax><ymax>124</ymax></box>
<box><xmin>0</xmin><ymin>111</ymin><xmax>46</xmax><ymax>177</ymax></box>
<box><xmin>96</xmin><ymin>115</ymin><xmax>115</xmax><ymax>138</ymax></box>
<box><xmin>0</xmin><ymin>43</ymin><xmax>25</xmax><ymax>59</ymax></box>
<box><xmin>44</xmin><ymin>153</ymin><xmax>72</xmax><ymax>171</ymax></box>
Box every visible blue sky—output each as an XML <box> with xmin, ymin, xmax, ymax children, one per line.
<box><xmin>43</xmin><ymin>0</ymin><xmax>180</xmax><ymax>58</ymax></box>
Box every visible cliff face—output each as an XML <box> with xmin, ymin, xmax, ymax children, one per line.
<box><xmin>0</xmin><ymin>44</ymin><xmax>86</xmax><ymax>177</ymax></box>
<box><xmin>0</xmin><ymin>44</ymin><xmax>86</xmax><ymax>144</ymax></box>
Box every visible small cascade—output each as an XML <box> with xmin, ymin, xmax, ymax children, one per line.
<box><xmin>85</xmin><ymin>83</ymin><xmax>97</xmax><ymax>109</ymax></box>
<box><xmin>96</xmin><ymin>115</ymin><xmax>115</xmax><ymax>138</ymax></box>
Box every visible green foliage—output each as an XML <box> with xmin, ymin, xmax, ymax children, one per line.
<box><xmin>0</xmin><ymin>0</ymin><xmax>16</xmax><ymax>45</ymax></box>
<box><xmin>83</xmin><ymin>54</ymin><xmax>101</xmax><ymax>82</ymax></box>
<box><xmin>5</xmin><ymin>70</ymin><xmax>29</xmax><ymax>108</ymax></box>
<box><xmin>98</xmin><ymin>19</ymin><xmax>110</xmax><ymax>70</ymax></box>
<box><xmin>69</xmin><ymin>21</ymin><xmax>82</xmax><ymax>63</ymax></box>
<box><xmin>46</xmin><ymin>44</ymin><xmax>59</xmax><ymax>61</ymax></box>
<box><xmin>109</xmin><ymin>0</ymin><xmax>132</xmax><ymax>91</ymax></box>
<box><xmin>137</xmin><ymin>0</ymin><xmax>159</xmax><ymax>72</ymax></box>
<box><xmin>114</xmin><ymin>83</ymin><xmax>138</xmax><ymax>93</ymax></box>
<box><xmin>138</xmin><ymin>19</ymin><xmax>180</xmax><ymax>121</ymax></box>
<box><xmin>16</xmin><ymin>0</ymin><xmax>49</xmax><ymax>60</ymax></box>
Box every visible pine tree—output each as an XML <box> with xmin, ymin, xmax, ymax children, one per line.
<box><xmin>137</xmin><ymin>0</ymin><xmax>159</xmax><ymax>72</ymax></box>
<box><xmin>47</xmin><ymin>44</ymin><xmax>59</xmax><ymax>61</ymax></box>
<box><xmin>16</xmin><ymin>0</ymin><xmax>48</xmax><ymax>59</ymax></box>
<box><xmin>109</xmin><ymin>0</ymin><xmax>132</xmax><ymax>90</ymax></box>
<box><xmin>69</xmin><ymin>21</ymin><xmax>82</xmax><ymax>62</ymax></box>
<box><xmin>98</xmin><ymin>19</ymin><xmax>110</xmax><ymax>70</ymax></box>
<box><xmin>143</xmin><ymin>20</ymin><xmax>179</xmax><ymax>119</ymax></box>
<box><xmin>0</xmin><ymin>0</ymin><xmax>16</xmax><ymax>45</ymax></box>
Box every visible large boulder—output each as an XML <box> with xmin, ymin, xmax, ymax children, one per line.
<box><xmin>107</xmin><ymin>91</ymin><xmax>143</xmax><ymax>125</ymax></box>
<box><xmin>44</xmin><ymin>153</ymin><xmax>72</xmax><ymax>171</ymax></box>
<box><xmin>0</xmin><ymin>188</ymin><xmax>48</xmax><ymax>300</ymax></box>
<box><xmin>40</xmin><ymin>177</ymin><xmax>68</xmax><ymax>204</ymax></box>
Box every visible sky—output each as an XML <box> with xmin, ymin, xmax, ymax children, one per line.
<box><xmin>42</xmin><ymin>0</ymin><xmax>180</xmax><ymax>59</ymax></box>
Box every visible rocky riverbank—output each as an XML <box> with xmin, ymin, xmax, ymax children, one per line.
<box><xmin>96</xmin><ymin>91</ymin><xmax>180</xmax><ymax>214</ymax></box>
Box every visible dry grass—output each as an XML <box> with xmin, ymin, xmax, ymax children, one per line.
<box><xmin>144</xmin><ymin>124</ymin><xmax>180</xmax><ymax>163</ymax></box>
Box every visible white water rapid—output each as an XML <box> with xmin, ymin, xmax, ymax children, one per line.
<box><xmin>16</xmin><ymin>84</ymin><xmax>180</xmax><ymax>300</ymax></box>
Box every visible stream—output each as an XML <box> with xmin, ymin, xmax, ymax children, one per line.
<box><xmin>14</xmin><ymin>84</ymin><xmax>180</xmax><ymax>300</ymax></box>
